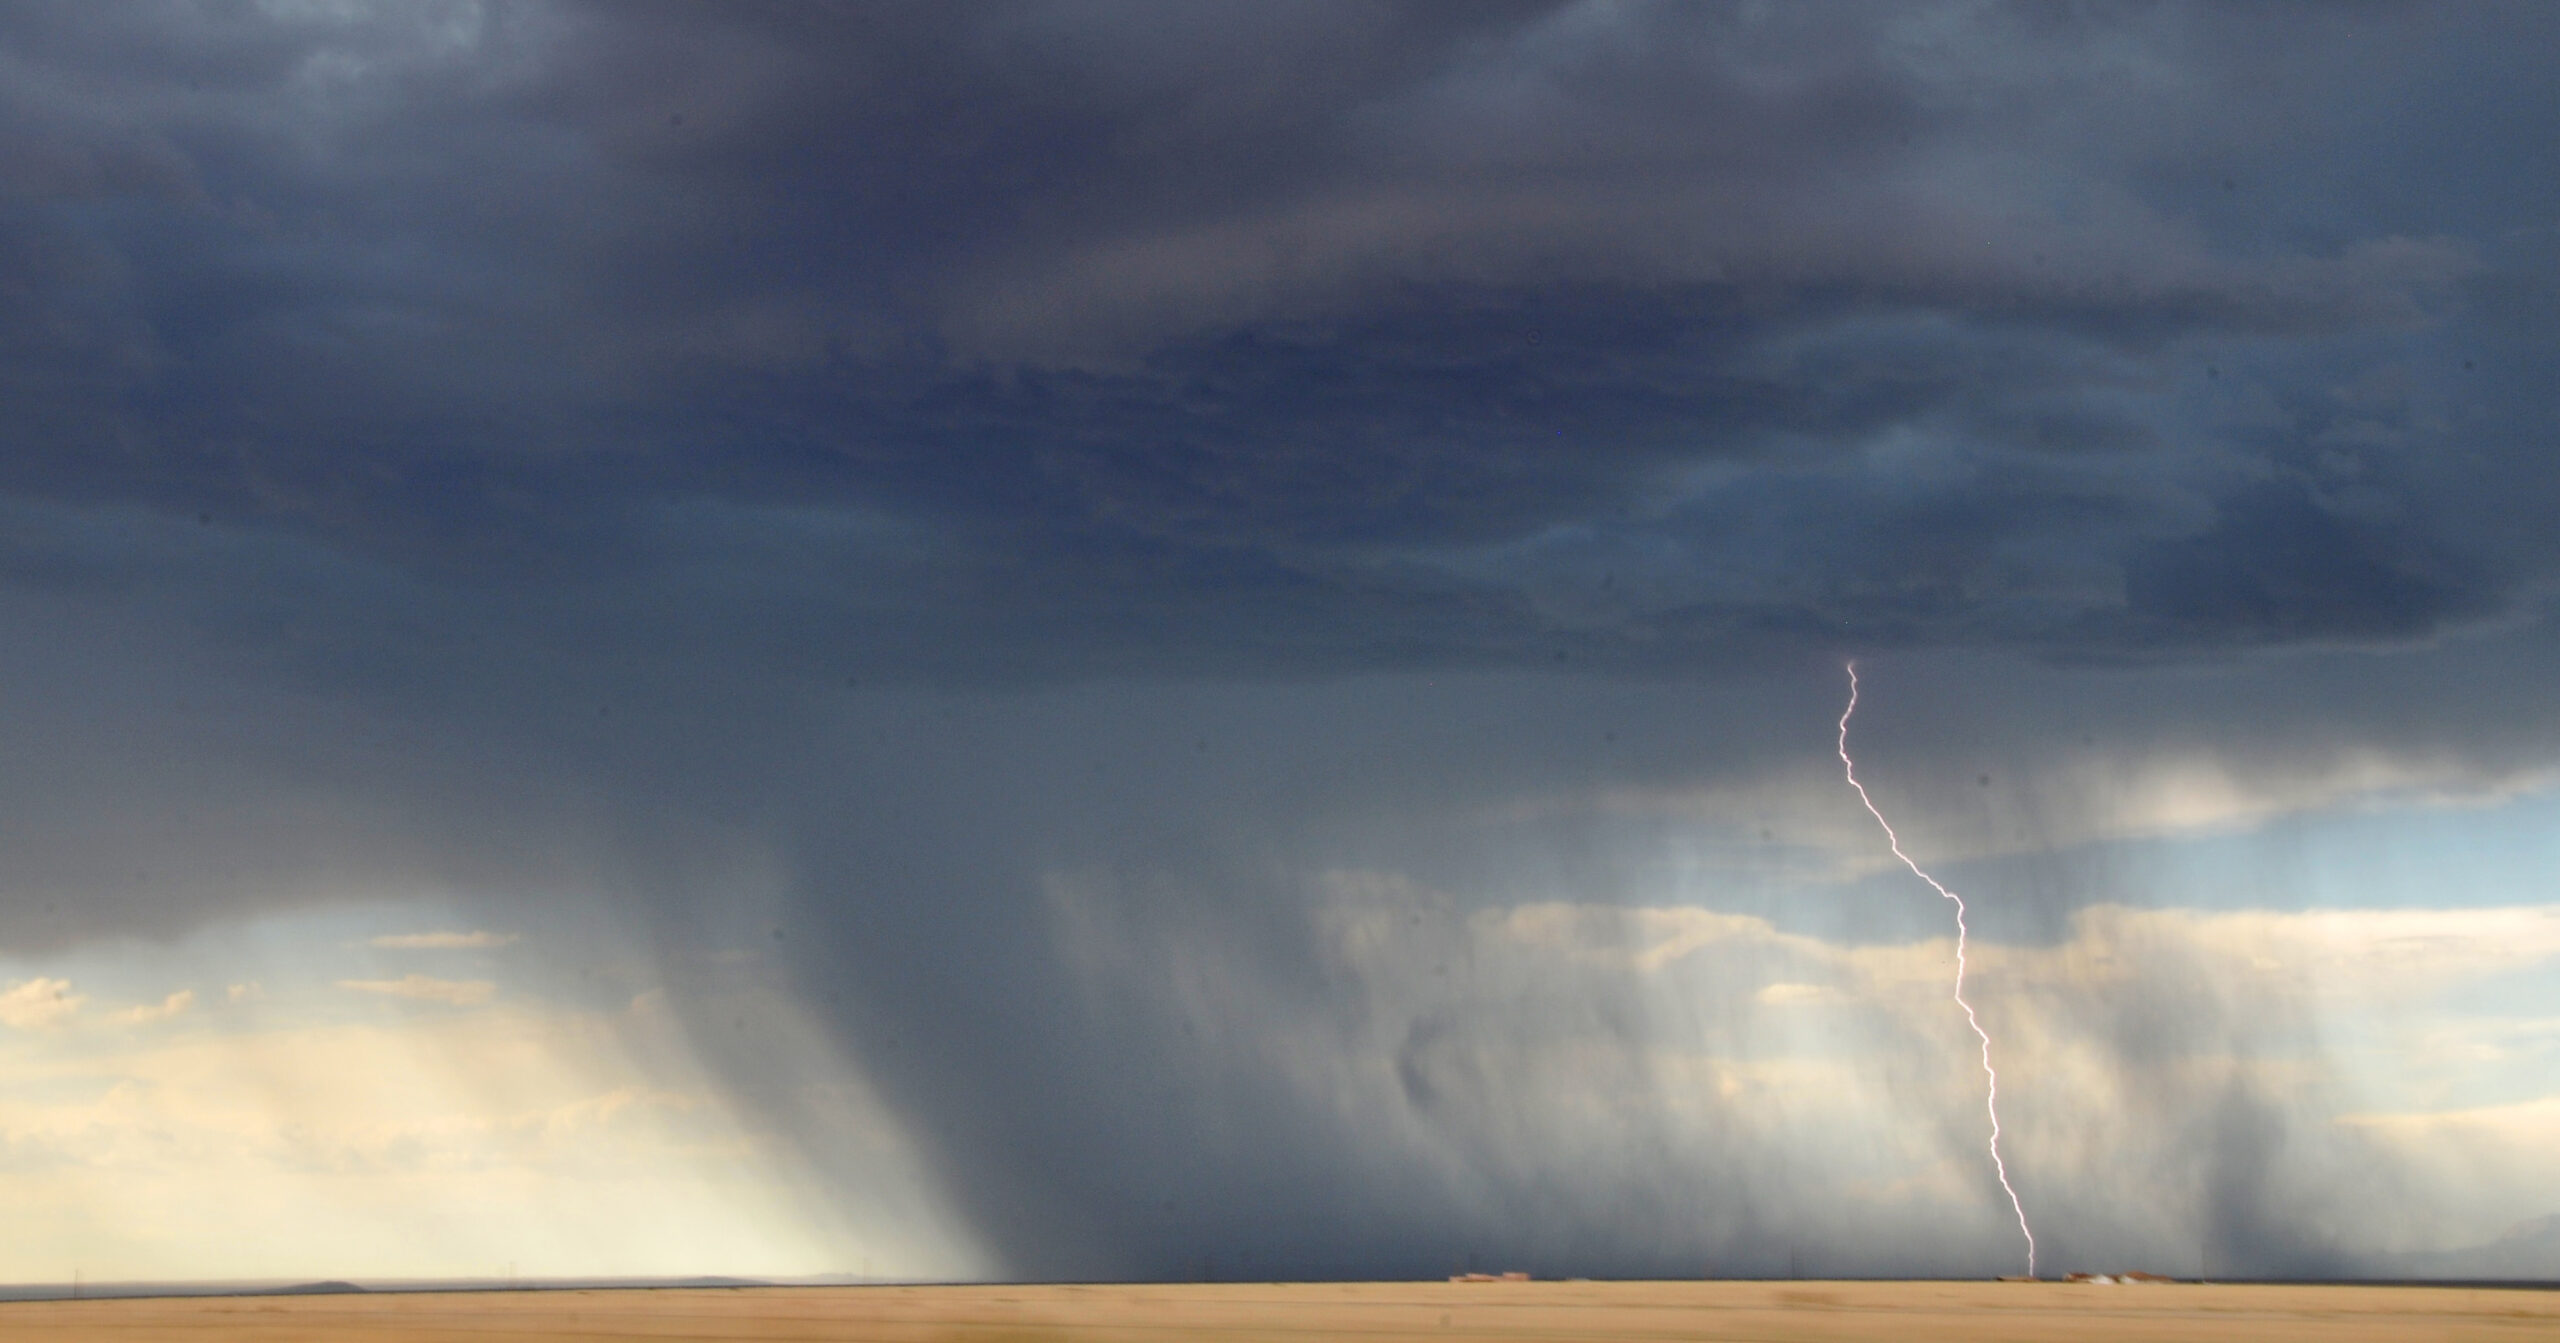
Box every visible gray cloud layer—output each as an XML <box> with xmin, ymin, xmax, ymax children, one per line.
<box><xmin>1</xmin><ymin>2</ymin><xmax>2548</xmax><ymax>678</ymax></box>
<box><xmin>1</xmin><ymin>1</ymin><xmax>2555</xmax><ymax>1281</ymax></box>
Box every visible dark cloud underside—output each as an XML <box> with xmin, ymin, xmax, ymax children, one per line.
<box><xmin>0</xmin><ymin>2</ymin><xmax>2544</xmax><ymax>680</ymax></box>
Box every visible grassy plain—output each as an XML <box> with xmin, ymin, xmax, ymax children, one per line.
<box><xmin>2</xmin><ymin>1278</ymin><xmax>2554</xmax><ymax>1342</ymax></box>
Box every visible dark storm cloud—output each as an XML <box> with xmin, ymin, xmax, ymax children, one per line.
<box><xmin>2122</xmin><ymin>479</ymin><xmax>2491</xmax><ymax>646</ymax></box>
<box><xmin>0</xmin><ymin>0</ymin><xmax>2541</xmax><ymax>678</ymax></box>
<box><xmin>2</xmin><ymin>0</ymin><xmax>2557</xmax><ymax>1283</ymax></box>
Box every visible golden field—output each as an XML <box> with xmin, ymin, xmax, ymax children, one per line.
<box><xmin>3</xmin><ymin>1278</ymin><xmax>2554</xmax><ymax>1342</ymax></box>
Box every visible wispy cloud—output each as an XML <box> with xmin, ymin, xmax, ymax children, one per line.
<box><xmin>227</xmin><ymin>982</ymin><xmax>264</xmax><ymax>1004</ymax></box>
<box><xmin>109</xmin><ymin>989</ymin><xmax>195</xmax><ymax>1026</ymax></box>
<box><xmin>0</xmin><ymin>977</ymin><xmax>84</xmax><ymax>1029</ymax></box>
<box><xmin>368</xmin><ymin>930</ymin><xmax>520</xmax><ymax>950</ymax></box>
<box><xmin>339</xmin><ymin>974</ymin><xmax>497</xmax><ymax>1007</ymax></box>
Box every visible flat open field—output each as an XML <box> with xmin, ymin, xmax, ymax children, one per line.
<box><xmin>3</xmin><ymin>1279</ymin><xmax>2554</xmax><ymax>1342</ymax></box>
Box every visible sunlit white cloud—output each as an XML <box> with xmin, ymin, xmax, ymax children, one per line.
<box><xmin>368</xmin><ymin>930</ymin><xmax>518</xmax><ymax>950</ymax></box>
<box><xmin>0</xmin><ymin>905</ymin><xmax>993</xmax><ymax>1284</ymax></box>
<box><xmin>2013</xmin><ymin>752</ymin><xmax>2559</xmax><ymax>850</ymax></box>
<box><xmin>1755</xmin><ymin>981</ymin><xmax>1847</xmax><ymax>1007</ymax></box>
<box><xmin>107</xmin><ymin>989</ymin><xmax>195</xmax><ymax>1027</ymax></box>
<box><xmin>2343</xmin><ymin>1094</ymin><xmax>2560</xmax><ymax>1147</ymax></box>
<box><xmin>2071</xmin><ymin>906</ymin><xmax>2560</xmax><ymax>1002</ymax></box>
<box><xmin>337</xmin><ymin>973</ymin><xmax>497</xmax><ymax>1007</ymax></box>
<box><xmin>1478</xmin><ymin>896</ymin><xmax>2560</xmax><ymax>1012</ymax></box>
<box><xmin>0</xmin><ymin>1005</ymin><xmax>938</xmax><ymax>1280</ymax></box>
<box><xmin>1544</xmin><ymin>749</ymin><xmax>2560</xmax><ymax>876</ymax></box>
<box><xmin>0</xmin><ymin>978</ymin><xmax>83</xmax><ymax>1030</ymax></box>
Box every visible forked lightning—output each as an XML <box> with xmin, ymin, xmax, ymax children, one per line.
<box><xmin>1837</xmin><ymin>662</ymin><xmax>2037</xmax><ymax>1278</ymax></box>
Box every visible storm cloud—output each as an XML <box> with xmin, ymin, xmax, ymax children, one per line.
<box><xmin>1</xmin><ymin>1</ymin><xmax>2556</xmax><ymax>1282</ymax></box>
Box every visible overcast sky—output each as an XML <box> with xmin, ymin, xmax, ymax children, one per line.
<box><xmin>1</xmin><ymin>1</ymin><xmax>2557</xmax><ymax>1285</ymax></box>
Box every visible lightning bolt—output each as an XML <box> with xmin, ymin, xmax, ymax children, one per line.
<box><xmin>1837</xmin><ymin>661</ymin><xmax>2037</xmax><ymax>1278</ymax></box>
